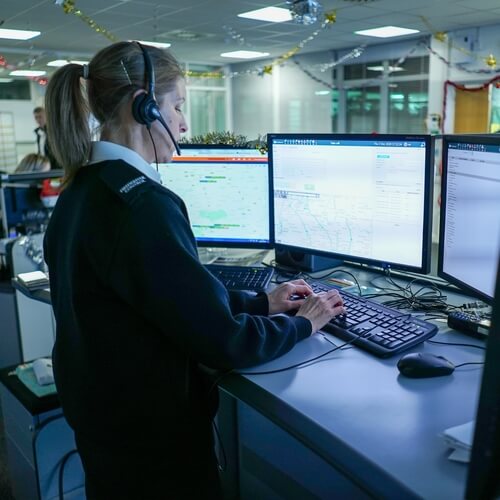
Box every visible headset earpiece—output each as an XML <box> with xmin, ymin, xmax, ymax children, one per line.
<box><xmin>132</xmin><ymin>41</ymin><xmax>182</xmax><ymax>156</ymax></box>
<box><xmin>131</xmin><ymin>42</ymin><xmax>159</xmax><ymax>128</ymax></box>
<box><xmin>132</xmin><ymin>91</ymin><xmax>159</xmax><ymax>127</ymax></box>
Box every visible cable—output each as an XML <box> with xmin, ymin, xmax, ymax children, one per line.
<box><xmin>32</xmin><ymin>414</ymin><xmax>66</xmax><ymax>500</ymax></box>
<box><xmin>454</xmin><ymin>361</ymin><xmax>485</xmax><ymax>368</ymax></box>
<box><xmin>427</xmin><ymin>339</ymin><xmax>486</xmax><ymax>350</ymax></box>
<box><xmin>237</xmin><ymin>331</ymin><xmax>376</xmax><ymax>376</ymax></box>
<box><xmin>58</xmin><ymin>449</ymin><xmax>79</xmax><ymax>500</ymax></box>
<box><xmin>147</xmin><ymin>126</ymin><xmax>159</xmax><ymax>172</ymax></box>
<box><xmin>212</xmin><ymin>420</ymin><xmax>227</xmax><ymax>473</ymax></box>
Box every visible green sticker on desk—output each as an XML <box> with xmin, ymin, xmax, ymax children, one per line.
<box><xmin>15</xmin><ymin>363</ymin><xmax>57</xmax><ymax>398</ymax></box>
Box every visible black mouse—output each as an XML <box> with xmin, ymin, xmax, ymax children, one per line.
<box><xmin>397</xmin><ymin>352</ymin><xmax>455</xmax><ymax>378</ymax></box>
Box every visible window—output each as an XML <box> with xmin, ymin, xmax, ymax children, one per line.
<box><xmin>188</xmin><ymin>89</ymin><xmax>226</xmax><ymax>137</ymax></box>
<box><xmin>185</xmin><ymin>63</ymin><xmax>227</xmax><ymax>137</ymax></box>
<box><xmin>388</xmin><ymin>81</ymin><xmax>428</xmax><ymax>134</ymax></box>
<box><xmin>346</xmin><ymin>87</ymin><xmax>381</xmax><ymax>133</ymax></box>
<box><xmin>0</xmin><ymin>80</ymin><xmax>31</xmax><ymax>100</ymax></box>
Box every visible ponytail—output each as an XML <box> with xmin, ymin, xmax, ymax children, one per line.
<box><xmin>45</xmin><ymin>41</ymin><xmax>183</xmax><ymax>188</ymax></box>
<box><xmin>45</xmin><ymin>64</ymin><xmax>90</xmax><ymax>187</ymax></box>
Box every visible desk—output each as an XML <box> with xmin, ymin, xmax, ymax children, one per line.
<box><xmin>0</xmin><ymin>366</ymin><xmax>85</xmax><ymax>500</ymax></box>
<box><xmin>217</xmin><ymin>269</ymin><xmax>485</xmax><ymax>500</ymax></box>
<box><xmin>12</xmin><ymin>263</ymin><xmax>485</xmax><ymax>500</ymax></box>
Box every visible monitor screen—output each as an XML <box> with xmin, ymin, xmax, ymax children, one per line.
<box><xmin>269</xmin><ymin>134</ymin><xmax>433</xmax><ymax>274</ymax></box>
<box><xmin>466</xmin><ymin>255</ymin><xmax>500</xmax><ymax>499</ymax></box>
<box><xmin>1</xmin><ymin>183</ymin><xmax>54</xmax><ymax>237</ymax></box>
<box><xmin>438</xmin><ymin>135</ymin><xmax>500</xmax><ymax>304</ymax></box>
<box><xmin>158</xmin><ymin>145</ymin><xmax>271</xmax><ymax>248</ymax></box>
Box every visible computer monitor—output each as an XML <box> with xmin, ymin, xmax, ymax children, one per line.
<box><xmin>466</xmin><ymin>255</ymin><xmax>500</xmax><ymax>499</ymax></box>
<box><xmin>158</xmin><ymin>145</ymin><xmax>271</xmax><ymax>248</ymax></box>
<box><xmin>438</xmin><ymin>135</ymin><xmax>500</xmax><ymax>304</ymax></box>
<box><xmin>269</xmin><ymin>133</ymin><xmax>433</xmax><ymax>274</ymax></box>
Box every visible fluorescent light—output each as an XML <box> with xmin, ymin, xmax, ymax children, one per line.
<box><xmin>10</xmin><ymin>70</ymin><xmax>46</xmax><ymax>77</ymax></box>
<box><xmin>0</xmin><ymin>28</ymin><xmax>41</xmax><ymax>40</ymax></box>
<box><xmin>315</xmin><ymin>90</ymin><xmax>330</xmax><ymax>95</ymax></box>
<box><xmin>47</xmin><ymin>59</ymin><xmax>68</xmax><ymax>67</ymax></box>
<box><xmin>0</xmin><ymin>78</ymin><xmax>14</xmax><ymax>83</ymax></box>
<box><xmin>355</xmin><ymin>26</ymin><xmax>420</xmax><ymax>38</ymax></box>
<box><xmin>220</xmin><ymin>50</ymin><xmax>270</xmax><ymax>59</ymax></box>
<box><xmin>133</xmin><ymin>40</ymin><xmax>171</xmax><ymax>49</ymax></box>
<box><xmin>238</xmin><ymin>7</ymin><xmax>292</xmax><ymax>23</ymax></box>
<box><xmin>367</xmin><ymin>65</ymin><xmax>405</xmax><ymax>72</ymax></box>
<box><xmin>47</xmin><ymin>59</ymin><xmax>90</xmax><ymax>67</ymax></box>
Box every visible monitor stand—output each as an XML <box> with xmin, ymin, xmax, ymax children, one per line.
<box><xmin>275</xmin><ymin>249</ymin><xmax>342</xmax><ymax>273</ymax></box>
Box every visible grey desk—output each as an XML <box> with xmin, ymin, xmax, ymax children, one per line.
<box><xmin>218</xmin><ymin>271</ymin><xmax>485</xmax><ymax>500</ymax></box>
<box><xmin>12</xmin><ymin>265</ymin><xmax>485</xmax><ymax>499</ymax></box>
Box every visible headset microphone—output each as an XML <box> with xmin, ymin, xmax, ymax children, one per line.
<box><xmin>151</xmin><ymin>107</ymin><xmax>182</xmax><ymax>156</ymax></box>
<box><xmin>132</xmin><ymin>42</ymin><xmax>182</xmax><ymax>157</ymax></box>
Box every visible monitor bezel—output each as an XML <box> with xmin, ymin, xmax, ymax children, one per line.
<box><xmin>268</xmin><ymin>133</ymin><xmax>434</xmax><ymax>274</ymax></box>
<box><xmin>466</xmin><ymin>255</ymin><xmax>500</xmax><ymax>499</ymax></box>
<box><xmin>168</xmin><ymin>144</ymin><xmax>273</xmax><ymax>249</ymax></box>
<box><xmin>438</xmin><ymin>134</ymin><xmax>500</xmax><ymax>304</ymax></box>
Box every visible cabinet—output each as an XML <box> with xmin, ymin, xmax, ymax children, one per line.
<box><xmin>0</xmin><ymin>367</ymin><xmax>85</xmax><ymax>500</ymax></box>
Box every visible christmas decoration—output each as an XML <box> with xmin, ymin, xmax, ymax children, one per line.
<box><xmin>287</xmin><ymin>0</ymin><xmax>323</xmax><ymax>25</ymax></box>
<box><xmin>486</xmin><ymin>54</ymin><xmax>497</xmax><ymax>69</ymax></box>
<box><xmin>180</xmin><ymin>131</ymin><xmax>251</xmax><ymax>147</ymax></box>
<box><xmin>60</xmin><ymin>0</ymin><xmax>119</xmax><ymax>42</ymax></box>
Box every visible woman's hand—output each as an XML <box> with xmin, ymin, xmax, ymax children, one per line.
<box><xmin>296</xmin><ymin>290</ymin><xmax>345</xmax><ymax>334</ymax></box>
<box><xmin>267</xmin><ymin>279</ymin><xmax>314</xmax><ymax>315</ymax></box>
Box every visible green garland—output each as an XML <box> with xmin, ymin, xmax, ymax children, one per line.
<box><xmin>180</xmin><ymin>131</ymin><xmax>267</xmax><ymax>154</ymax></box>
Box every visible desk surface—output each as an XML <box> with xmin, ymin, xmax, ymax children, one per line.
<box><xmin>220</xmin><ymin>267</ymin><xmax>485</xmax><ymax>500</ymax></box>
<box><xmin>0</xmin><ymin>365</ymin><xmax>60</xmax><ymax>415</ymax></box>
<box><xmin>11</xmin><ymin>259</ymin><xmax>486</xmax><ymax>498</ymax></box>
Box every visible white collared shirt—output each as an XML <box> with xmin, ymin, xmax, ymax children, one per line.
<box><xmin>88</xmin><ymin>141</ymin><xmax>162</xmax><ymax>185</ymax></box>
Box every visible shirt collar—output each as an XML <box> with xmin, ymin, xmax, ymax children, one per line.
<box><xmin>88</xmin><ymin>141</ymin><xmax>162</xmax><ymax>184</ymax></box>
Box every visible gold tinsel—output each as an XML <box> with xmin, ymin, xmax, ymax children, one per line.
<box><xmin>324</xmin><ymin>11</ymin><xmax>337</xmax><ymax>24</ymax></box>
<box><xmin>486</xmin><ymin>54</ymin><xmax>497</xmax><ymax>68</ymax></box>
<box><xmin>434</xmin><ymin>32</ymin><xmax>447</xmax><ymax>43</ymax></box>
<box><xmin>61</xmin><ymin>0</ymin><xmax>119</xmax><ymax>42</ymax></box>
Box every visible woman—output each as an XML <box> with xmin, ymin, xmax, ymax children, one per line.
<box><xmin>14</xmin><ymin>153</ymin><xmax>50</xmax><ymax>173</ymax></box>
<box><xmin>43</xmin><ymin>41</ymin><xmax>344</xmax><ymax>499</ymax></box>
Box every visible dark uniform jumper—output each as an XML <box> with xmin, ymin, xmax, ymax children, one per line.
<box><xmin>44</xmin><ymin>157</ymin><xmax>311</xmax><ymax>497</ymax></box>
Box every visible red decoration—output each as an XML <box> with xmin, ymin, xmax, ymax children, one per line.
<box><xmin>442</xmin><ymin>75</ymin><xmax>500</xmax><ymax>132</ymax></box>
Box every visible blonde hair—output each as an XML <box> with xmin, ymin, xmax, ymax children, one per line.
<box><xmin>15</xmin><ymin>153</ymin><xmax>50</xmax><ymax>173</ymax></box>
<box><xmin>45</xmin><ymin>41</ymin><xmax>183</xmax><ymax>186</ymax></box>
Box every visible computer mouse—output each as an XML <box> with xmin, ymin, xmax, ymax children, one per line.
<box><xmin>397</xmin><ymin>352</ymin><xmax>455</xmax><ymax>378</ymax></box>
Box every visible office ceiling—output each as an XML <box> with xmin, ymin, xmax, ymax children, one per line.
<box><xmin>1</xmin><ymin>0</ymin><xmax>500</xmax><ymax>78</ymax></box>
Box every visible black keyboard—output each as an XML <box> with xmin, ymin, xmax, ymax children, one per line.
<box><xmin>206</xmin><ymin>264</ymin><xmax>274</xmax><ymax>292</ymax></box>
<box><xmin>308</xmin><ymin>280</ymin><xmax>438</xmax><ymax>358</ymax></box>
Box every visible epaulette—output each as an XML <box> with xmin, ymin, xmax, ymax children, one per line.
<box><xmin>98</xmin><ymin>160</ymin><xmax>154</xmax><ymax>207</ymax></box>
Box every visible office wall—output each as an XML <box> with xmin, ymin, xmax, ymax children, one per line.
<box><xmin>229</xmin><ymin>23</ymin><xmax>500</xmax><ymax>138</ymax></box>
<box><xmin>229</xmin><ymin>39</ymin><xmax>429</xmax><ymax>139</ymax></box>
<box><xmin>0</xmin><ymin>81</ymin><xmax>42</xmax><ymax>168</ymax></box>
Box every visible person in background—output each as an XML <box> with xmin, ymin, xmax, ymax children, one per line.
<box><xmin>14</xmin><ymin>153</ymin><xmax>50</xmax><ymax>173</ymax></box>
<box><xmin>33</xmin><ymin>106</ymin><xmax>61</xmax><ymax>170</ymax></box>
<box><xmin>43</xmin><ymin>40</ymin><xmax>345</xmax><ymax>500</ymax></box>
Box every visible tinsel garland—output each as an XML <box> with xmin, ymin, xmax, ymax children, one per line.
<box><xmin>180</xmin><ymin>132</ymin><xmax>267</xmax><ymax>154</ymax></box>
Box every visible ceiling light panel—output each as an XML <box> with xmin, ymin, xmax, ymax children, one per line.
<box><xmin>355</xmin><ymin>26</ymin><xmax>420</xmax><ymax>38</ymax></box>
<box><xmin>238</xmin><ymin>7</ymin><xmax>293</xmax><ymax>23</ymax></box>
<box><xmin>220</xmin><ymin>50</ymin><xmax>270</xmax><ymax>59</ymax></box>
<box><xmin>10</xmin><ymin>70</ymin><xmax>46</xmax><ymax>77</ymax></box>
<box><xmin>0</xmin><ymin>28</ymin><xmax>41</xmax><ymax>40</ymax></box>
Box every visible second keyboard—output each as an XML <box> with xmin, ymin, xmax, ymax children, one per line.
<box><xmin>207</xmin><ymin>264</ymin><xmax>274</xmax><ymax>292</ymax></box>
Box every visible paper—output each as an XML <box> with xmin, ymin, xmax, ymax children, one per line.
<box><xmin>442</xmin><ymin>420</ymin><xmax>475</xmax><ymax>463</ymax></box>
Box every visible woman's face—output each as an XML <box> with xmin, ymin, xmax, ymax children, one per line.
<box><xmin>153</xmin><ymin>78</ymin><xmax>188</xmax><ymax>163</ymax></box>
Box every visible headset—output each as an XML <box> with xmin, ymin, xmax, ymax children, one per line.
<box><xmin>131</xmin><ymin>42</ymin><xmax>181</xmax><ymax>156</ymax></box>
